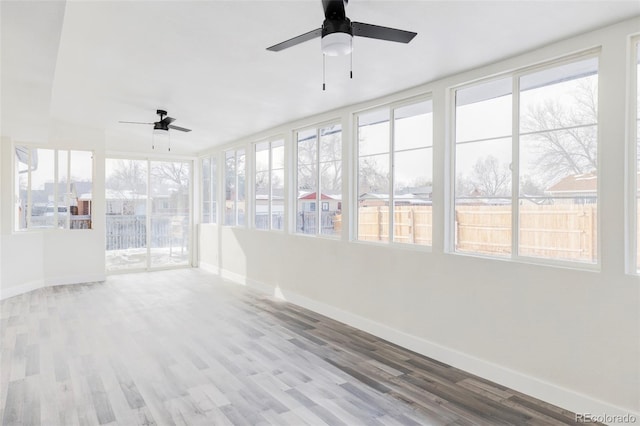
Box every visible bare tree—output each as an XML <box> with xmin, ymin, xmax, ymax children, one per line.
<box><xmin>106</xmin><ymin>159</ymin><xmax>146</xmax><ymax>195</ymax></box>
<box><xmin>469</xmin><ymin>155</ymin><xmax>511</xmax><ymax>197</ymax></box>
<box><xmin>521</xmin><ymin>79</ymin><xmax>597</xmax><ymax>184</ymax></box>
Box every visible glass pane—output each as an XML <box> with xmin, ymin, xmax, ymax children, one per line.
<box><xmin>255</xmin><ymin>170</ymin><xmax>269</xmax><ymax>230</ymax></box>
<box><xmin>455</xmin><ymin>202</ymin><xmax>512</xmax><ymax>256</ymax></box>
<box><xmin>637</xmin><ymin>42</ymin><xmax>640</xmax><ymax>273</ymax></box>
<box><xmin>297</xmin><ymin>159</ymin><xmax>317</xmax><ymax>234</ymax></box>
<box><xmin>272</xmin><ymin>139</ymin><xmax>285</xmax><ymax>169</ymax></box>
<box><xmin>271</xmin><ymin>168</ymin><xmax>284</xmax><ymax>231</ymax></box>
<box><xmin>224</xmin><ymin>151</ymin><xmax>235</xmax><ymax>226</ymax></box>
<box><xmin>519</xmin><ymin>199</ymin><xmax>597</xmax><ymax>263</ymax></box>
<box><xmin>393</xmin><ymin>148</ymin><xmax>432</xmax><ymax>246</ymax></box>
<box><xmin>237</xmin><ymin>150</ymin><xmax>245</xmax><ymax>226</ymax></box>
<box><xmin>455</xmin><ymin>138</ymin><xmax>512</xmax><ymax>199</ymax></box>
<box><xmin>320</xmin><ymin>124</ymin><xmax>342</xmax><ymax>163</ymax></box>
<box><xmin>150</xmin><ymin>161</ymin><xmax>190</xmax><ymax>268</ymax></box>
<box><xmin>30</xmin><ymin>148</ymin><xmax>55</xmax><ymax>229</ymax></box>
<box><xmin>201</xmin><ymin>157</ymin><xmax>211</xmax><ymax>223</ymax></box>
<box><xmin>255</xmin><ymin>142</ymin><xmax>269</xmax><ymax>172</ymax></box>
<box><xmin>455</xmin><ymin>79</ymin><xmax>512</xmax><ymax>257</ymax></box>
<box><xmin>15</xmin><ymin>147</ymin><xmax>29</xmax><ymax>229</ymax></box>
<box><xmin>69</xmin><ymin>150</ymin><xmax>92</xmax><ymax>229</ymax></box>
<box><xmin>298</xmin><ymin>129</ymin><xmax>317</xmax><ymax>165</ymax></box>
<box><xmin>320</xmin><ymin>160</ymin><xmax>341</xmax><ymax>236</ymax></box>
<box><xmin>211</xmin><ymin>157</ymin><xmax>217</xmax><ymax>224</ymax></box>
<box><xmin>358</xmin><ymin>154</ymin><xmax>389</xmax><ymax>242</ymax></box>
<box><xmin>519</xmin><ymin>58</ymin><xmax>598</xmax><ymax>263</ymax></box>
<box><xmin>105</xmin><ymin>159</ymin><xmax>148</xmax><ymax>271</ymax></box>
<box><xmin>456</xmin><ymin>77</ymin><xmax>512</xmax><ymax>142</ymax></box>
<box><xmin>394</xmin><ymin>100</ymin><xmax>433</xmax><ymax>151</ymax></box>
<box><xmin>359</xmin><ymin>109</ymin><xmax>390</xmax><ymax>156</ymax></box>
<box><xmin>56</xmin><ymin>150</ymin><xmax>69</xmax><ymax>229</ymax></box>
<box><xmin>520</xmin><ymin>58</ymin><xmax>598</xmax><ymax>133</ymax></box>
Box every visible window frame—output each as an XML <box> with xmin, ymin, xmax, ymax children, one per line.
<box><xmin>253</xmin><ymin>137</ymin><xmax>285</xmax><ymax>232</ymax></box>
<box><xmin>449</xmin><ymin>50</ymin><xmax>601</xmax><ymax>270</ymax></box>
<box><xmin>200</xmin><ymin>155</ymin><xmax>217</xmax><ymax>224</ymax></box>
<box><xmin>354</xmin><ymin>94</ymin><xmax>434</xmax><ymax>249</ymax></box>
<box><xmin>223</xmin><ymin>147</ymin><xmax>246</xmax><ymax>227</ymax></box>
<box><xmin>293</xmin><ymin>120</ymin><xmax>343</xmax><ymax>238</ymax></box>
<box><xmin>14</xmin><ymin>144</ymin><xmax>95</xmax><ymax>232</ymax></box>
<box><xmin>629</xmin><ymin>35</ymin><xmax>640</xmax><ymax>275</ymax></box>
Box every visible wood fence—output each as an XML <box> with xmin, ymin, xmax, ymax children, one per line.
<box><xmin>351</xmin><ymin>204</ymin><xmax>603</xmax><ymax>263</ymax></box>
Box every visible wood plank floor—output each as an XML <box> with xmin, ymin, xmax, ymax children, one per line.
<box><xmin>0</xmin><ymin>269</ymin><xmax>597</xmax><ymax>426</ymax></box>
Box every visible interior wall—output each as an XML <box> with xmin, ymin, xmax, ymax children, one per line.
<box><xmin>0</xmin><ymin>122</ymin><xmax>106</xmax><ymax>299</ymax></box>
<box><xmin>200</xmin><ymin>18</ymin><xmax>640</xmax><ymax>417</ymax></box>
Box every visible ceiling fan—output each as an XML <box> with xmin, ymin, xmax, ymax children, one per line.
<box><xmin>119</xmin><ymin>109</ymin><xmax>191</xmax><ymax>151</ymax></box>
<box><xmin>266</xmin><ymin>0</ymin><xmax>417</xmax><ymax>56</ymax></box>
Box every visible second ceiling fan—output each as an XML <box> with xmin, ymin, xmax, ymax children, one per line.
<box><xmin>266</xmin><ymin>0</ymin><xmax>417</xmax><ymax>56</ymax></box>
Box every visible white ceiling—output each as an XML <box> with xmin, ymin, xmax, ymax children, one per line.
<box><xmin>2</xmin><ymin>0</ymin><xmax>639</xmax><ymax>155</ymax></box>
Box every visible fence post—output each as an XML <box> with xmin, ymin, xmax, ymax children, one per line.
<box><xmin>409</xmin><ymin>209</ymin><xmax>415</xmax><ymax>244</ymax></box>
<box><xmin>377</xmin><ymin>207</ymin><xmax>382</xmax><ymax>241</ymax></box>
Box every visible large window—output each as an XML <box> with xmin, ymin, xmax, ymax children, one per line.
<box><xmin>255</xmin><ymin>139</ymin><xmax>284</xmax><ymax>230</ymax></box>
<box><xmin>201</xmin><ymin>156</ymin><xmax>217</xmax><ymax>224</ymax></box>
<box><xmin>296</xmin><ymin>123</ymin><xmax>342</xmax><ymax>236</ymax></box>
<box><xmin>224</xmin><ymin>148</ymin><xmax>245</xmax><ymax>226</ymax></box>
<box><xmin>356</xmin><ymin>99</ymin><xmax>433</xmax><ymax>246</ymax></box>
<box><xmin>15</xmin><ymin>146</ymin><xmax>93</xmax><ymax>230</ymax></box>
<box><xmin>453</xmin><ymin>55</ymin><xmax>599</xmax><ymax>264</ymax></box>
<box><xmin>105</xmin><ymin>158</ymin><xmax>191</xmax><ymax>271</ymax></box>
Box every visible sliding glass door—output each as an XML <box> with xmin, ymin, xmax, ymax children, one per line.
<box><xmin>105</xmin><ymin>158</ymin><xmax>191</xmax><ymax>272</ymax></box>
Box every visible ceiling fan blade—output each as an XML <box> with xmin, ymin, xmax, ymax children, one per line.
<box><xmin>322</xmin><ymin>0</ymin><xmax>346</xmax><ymax>20</ymax></box>
<box><xmin>267</xmin><ymin>28</ymin><xmax>322</xmax><ymax>52</ymax></box>
<box><xmin>352</xmin><ymin>22</ymin><xmax>417</xmax><ymax>44</ymax></box>
<box><xmin>119</xmin><ymin>121</ymin><xmax>153</xmax><ymax>125</ymax></box>
<box><xmin>162</xmin><ymin>116</ymin><xmax>176</xmax><ymax>125</ymax></box>
<box><xmin>168</xmin><ymin>124</ymin><xmax>192</xmax><ymax>132</ymax></box>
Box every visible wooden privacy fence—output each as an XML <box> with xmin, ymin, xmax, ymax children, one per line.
<box><xmin>353</xmin><ymin>204</ymin><xmax>600</xmax><ymax>263</ymax></box>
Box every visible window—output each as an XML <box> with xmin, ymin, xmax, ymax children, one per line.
<box><xmin>254</xmin><ymin>139</ymin><xmax>284</xmax><ymax>230</ymax></box>
<box><xmin>15</xmin><ymin>146</ymin><xmax>93</xmax><ymax>230</ymax></box>
<box><xmin>296</xmin><ymin>123</ymin><xmax>342</xmax><ymax>236</ymax></box>
<box><xmin>356</xmin><ymin>99</ymin><xmax>433</xmax><ymax>246</ymax></box>
<box><xmin>453</xmin><ymin>55</ymin><xmax>599</xmax><ymax>264</ymax></box>
<box><xmin>224</xmin><ymin>148</ymin><xmax>245</xmax><ymax>226</ymax></box>
<box><xmin>201</xmin><ymin>156</ymin><xmax>217</xmax><ymax>224</ymax></box>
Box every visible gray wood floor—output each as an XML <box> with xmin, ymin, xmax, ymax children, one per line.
<box><xmin>0</xmin><ymin>269</ymin><xmax>595</xmax><ymax>426</ymax></box>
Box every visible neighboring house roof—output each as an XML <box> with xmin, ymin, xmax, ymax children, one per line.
<box><xmin>104</xmin><ymin>189</ymin><xmax>148</xmax><ymax>200</ymax></box>
<box><xmin>298</xmin><ymin>192</ymin><xmax>340</xmax><ymax>201</ymax></box>
<box><xmin>545</xmin><ymin>172</ymin><xmax>598</xmax><ymax>194</ymax></box>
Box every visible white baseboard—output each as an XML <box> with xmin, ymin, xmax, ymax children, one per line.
<box><xmin>215</xmin><ymin>267</ymin><xmax>639</xmax><ymax>424</ymax></box>
<box><xmin>0</xmin><ymin>279</ymin><xmax>44</xmax><ymax>300</ymax></box>
<box><xmin>199</xmin><ymin>262</ymin><xmax>220</xmax><ymax>275</ymax></box>
<box><xmin>0</xmin><ymin>273</ymin><xmax>106</xmax><ymax>301</ymax></box>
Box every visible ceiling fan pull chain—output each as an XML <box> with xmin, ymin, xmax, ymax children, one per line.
<box><xmin>322</xmin><ymin>53</ymin><xmax>326</xmax><ymax>91</ymax></box>
<box><xmin>350</xmin><ymin>37</ymin><xmax>353</xmax><ymax>79</ymax></box>
<box><xmin>168</xmin><ymin>132</ymin><xmax>171</xmax><ymax>152</ymax></box>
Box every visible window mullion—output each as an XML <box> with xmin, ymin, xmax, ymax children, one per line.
<box><xmin>26</xmin><ymin>149</ymin><xmax>32</xmax><ymax>229</ymax></box>
<box><xmin>53</xmin><ymin>150</ymin><xmax>59</xmax><ymax>228</ymax></box>
<box><xmin>268</xmin><ymin>142</ymin><xmax>273</xmax><ymax>230</ymax></box>
<box><xmin>66</xmin><ymin>150</ymin><xmax>72</xmax><ymax>229</ymax></box>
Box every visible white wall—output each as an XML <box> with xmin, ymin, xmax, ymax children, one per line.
<box><xmin>0</xmin><ymin>122</ymin><xmax>106</xmax><ymax>299</ymax></box>
<box><xmin>200</xmin><ymin>18</ymin><xmax>640</xmax><ymax>419</ymax></box>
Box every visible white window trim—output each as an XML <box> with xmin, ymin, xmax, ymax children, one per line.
<box><xmin>14</xmin><ymin>144</ymin><xmax>95</xmax><ymax>233</ymax></box>
<box><xmin>353</xmin><ymin>94</ymin><xmax>434</xmax><ymax>249</ymax></box>
<box><xmin>449</xmin><ymin>50</ymin><xmax>601</xmax><ymax>270</ymax></box>
<box><xmin>253</xmin><ymin>136</ymin><xmax>285</xmax><ymax>232</ymax></box>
